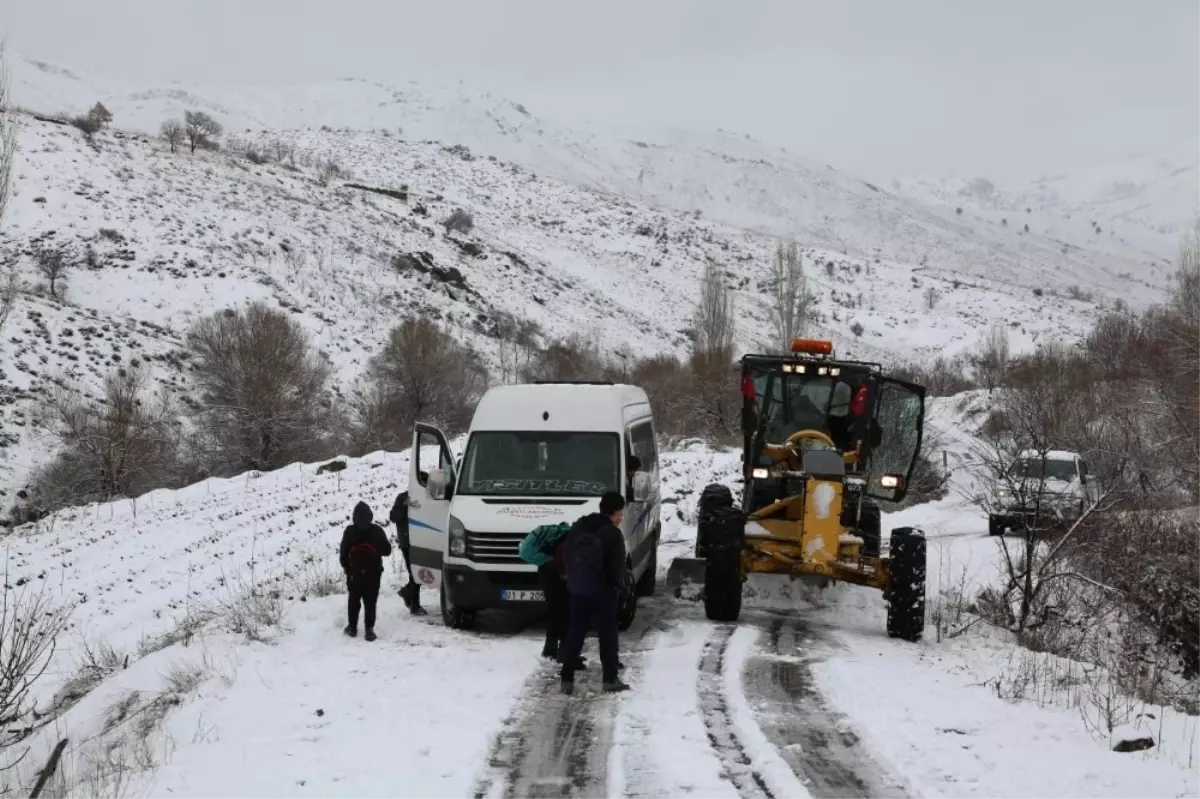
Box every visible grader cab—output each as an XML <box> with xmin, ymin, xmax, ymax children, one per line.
<box><xmin>665</xmin><ymin>338</ymin><xmax>929</xmax><ymax>640</ymax></box>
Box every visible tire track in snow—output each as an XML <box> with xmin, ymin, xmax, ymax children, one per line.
<box><xmin>696</xmin><ymin>624</ymin><xmax>776</xmax><ymax>798</ymax></box>
<box><xmin>472</xmin><ymin>597</ymin><xmax>673</xmax><ymax>798</ymax></box>
<box><xmin>744</xmin><ymin>618</ymin><xmax>907</xmax><ymax>798</ymax></box>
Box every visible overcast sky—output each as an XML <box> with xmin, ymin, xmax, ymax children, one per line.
<box><xmin>4</xmin><ymin>0</ymin><xmax>1197</xmax><ymax>180</ymax></box>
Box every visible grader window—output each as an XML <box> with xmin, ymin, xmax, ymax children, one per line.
<box><xmin>747</xmin><ymin>367</ymin><xmax>867</xmax><ymax>463</ymax></box>
<box><xmin>867</xmin><ymin>378</ymin><xmax>925</xmax><ymax>502</ymax></box>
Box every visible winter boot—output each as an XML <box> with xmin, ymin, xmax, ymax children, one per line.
<box><xmin>602</xmin><ymin>678</ymin><xmax>631</xmax><ymax>693</ymax></box>
<box><xmin>364</xmin><ymin>628</ymin><xmax>377</xmax><ymax>642</ymax></box>
<box><xmin>541</xmin><ymin>640</ymin><xmax>558</xmax><ymax>660</ymax></box>
<box><xmin>560</xmin><ymin>679</ymin><xmax>575</xmax><ymax>696</ymax></box>
<box><xmin>411</xmin><ymin>603</ymin><xmax>428</xmax><ymax>616</ymax></box>
<box><xmin>343</xmin><ymin>624</ymin><xmax>357</xmax><ymax>638</ymax></box>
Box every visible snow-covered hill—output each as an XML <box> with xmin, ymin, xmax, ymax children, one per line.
<box><xmin>9</xmin><ymin>54</ymin><xmax>1180</xmax><ymax>305</ymax></box>
<box><xmin>0</xmin><ymin>110</ymin><xmax>1111</xmax><ymax>505</ymax></box>
<box><xmin>891</xmin><ymin>143</ymin><xmax>1198</xmax><ymax>268</ymax></box>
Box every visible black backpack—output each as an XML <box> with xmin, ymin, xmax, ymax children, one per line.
<box><xmin>565</xmin><ymin>529</ymin><xmax>605</xmax><ymax>597</ymax></box>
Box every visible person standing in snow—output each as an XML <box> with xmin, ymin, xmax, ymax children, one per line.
<box><xmin>389</xmin><ymin>490</ymin><xmax>427</xmax><ymax>615</ymax></box>
<box><xmin>340</xmin><ymin>501</ymin><xmax>392</xmax><ymax>641</ymax></box>
<box><xmin>559</xmin><ymin>491</ymin><xmax>631</xmax><ymax>695</ymax></box>
<box><xmin>518</xmin><ymin>521</ymin><xmax>584</xmax><ymax>670</ymax></box>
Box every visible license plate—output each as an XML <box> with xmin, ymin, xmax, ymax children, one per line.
<box><xmin>500</xmin><ymin>589</ymin><xmax>544</xmax><ymax>602</ymax></box>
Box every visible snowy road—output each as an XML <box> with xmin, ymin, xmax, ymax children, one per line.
<box><xmin>471</xmin><ymin>594</ymin><xmax>904</xmax><ymax>799</ymax></box>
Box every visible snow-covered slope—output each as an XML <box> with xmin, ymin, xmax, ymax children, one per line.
<box><xmin>892</xmin><ymin>143</ymin><xmax>1198</xmax><ymax>268</ymax></box>
<box><xmin>9</xmin><ymin>54</ymin><xmax>1179</xmax><ymax>305</ymax></box>
<box><xmin>0</xmin><ymin>112</ymin><xmax>1109</xmax><ymax>504</ymax></box>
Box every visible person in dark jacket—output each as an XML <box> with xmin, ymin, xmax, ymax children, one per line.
<box><xmin>340</xmin><ymin>501</ymin><xmax>392</xmax><ymax>641</ymax></box>
<box><xmin>389</xmin><ymin>491</ymin><xmax>427</xmax><ymax>615</ymax></box>
<box><xmin>559</xmin><ymin>491</ymin><xmax>631</xmax><ymax>695</ymax></box>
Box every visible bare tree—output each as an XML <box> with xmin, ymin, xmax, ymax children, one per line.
<box><xmin>767</xmin><ymin>239</ymin><xmax>813</xmax><ymax>353</ymax></box>
<box><xmin>688</xmin><ymin>259</ymin><xmax>739</xmax><ymax>441</ymax></box>
<box><xmin>87</xmin><ymin>102</ymin><xmax>113</xmax><ymax>130</ymax></box>
<box><xmin>493</xmin><ymin>312</ymin><xmax>539</xmax><ymax>384</ymax></box>
<box><xmin>0</xmin><ymin>40</ymin><xmax>16</xmax><ymax>231</ymax></box>
<box><xmin>187</xmin><ymin>303</ymin><xmax>333</xmax><ymax>473</ymax></box>
<box><xmin>355</xmin><ymin>317</ymin><xmax>487</xmax><ymax>451</ymax></box>
<box><xmin>972</xmin><ymin>321</ymin><xmax>1010</xmax><ymax>390</ymax></box>
<box><xmin>0</xmin><ymin>263</ymin><xmax>19</xmax><ymax>339</ymax></box>
<box><xmin>1177</xmin><ymin>216</ymin><xmax>1200</xmax><ymax>318</ymax></box>
<box><xmin>183</xmin><ymin>110</ymin><xmax>222</xmax><ymax>154</ymax></box>
<box><xmin>34</xmin><ymin>366</ymin><xmax>179</xmax><ymax>509</ymax></box>
<box><xmin>31</xmin><ymin>241</ymin><xmax>73</xmax><ymax>301</ymax></box>
<box><xmin>694</xmin><ymin>258</ymin><xmax>735</xmax><ymax>357</ymax></box>
<box><xmin>160</xmin><ymin>119</ymin><xmax>184</xmax><ymax>154</ymax></box>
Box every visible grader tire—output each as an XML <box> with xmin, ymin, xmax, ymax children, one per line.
<box><xmin>886</xmin><ymin>526</ymin><xmax>926</xmax><ymax>642</ymax></box>
<box><xmin>696</xmin><ymin>483</ymin><xmax>735</xmax><ymax>558</ymax></box>
<box><xmin>703</xmin><ymin>553</ymin><xmax>742</xmax><ymax>622</ymax></box>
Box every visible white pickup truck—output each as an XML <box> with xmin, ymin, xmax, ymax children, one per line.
<box><xmin>988</xmin><ymin>449</ymin><xmax>1101</xmax><ymax>536</ymax></box>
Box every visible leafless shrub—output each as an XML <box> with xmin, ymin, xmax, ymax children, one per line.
<box><xmin>973</xmin><ymin>373</ymin><xmax>1115</xmax><ymax>636</ymax></box>
<box><xmin>215</xmin><ymin>577</ymin><xmax>284</xmax><ymax>643</ymax></box>
<box><xmin>520</xmin><ymin>333</ymin><xmax>617</xmax><ymax>384</ymax></box>
<box><xmin>354</xmin><ymin>317</ymin><xmax>487</xmax><ymax>452</ymax></box>
<box><xmin>0</xmin><ymin>41</ymin><xmax>16</xmax><ymax>228</ymax></box>
<box><xmin>30</xmin><ymin>241</ymin><xmax>73</xmax><ymax>301</ymax></box>
<box><xmin>290</xmin><ymin>554</ymin><xmax>345</xmax><ymax>599</ymax></box>
<box><xmin>766</xmin><ymin>239</ymin><xmax>814</xmax><ymax>353</ymax></box>
<box><xmin>442</xmin><ymin>208</ymin><xmax>474</xmax><ymax>235</ymax></box>
<box><xmin>629</xmin><ymin>354</ymin><xmax>691</xmax><ymax>442</ymax></box>
<box><xmin>50</xmin><ymin>637</ymin><xmax>126</xmax><ymax>715</ymax></box>
<box><xmin>891</xmin><ymin>353</ymin><xmax>977</xmax><ymax>397</ymax></box>
<box><xmin>315</xmin><ymin>154</ymin><xmax>350</xmax><ymax>186</ymax></box>
<box><xmin>70</xmin><ymin>114</ymin><xmax>101</xmax><ymax>139</ymax></box>
<box><xmin>187</xmin><ymin>303</ymin><xmax>336</xmax><ymax>474</ymax></box>
<box><xmin>183</xmin><ymin>110</ymin><xmax>222</xmax><ymax>153</ymax></box>
<box><xmin>159</xmin><ymin>120</ymin><xmax>183</xmax><ymax>154</ymax></box>
<box><xmin>0</xmin><ymin>584</ymin><xmax>72</xmax><ymax>753</ymax></box>
<box><xmin>137</xmin><ymin>608</ymin><xmax>218</xmax><ymax>658</ymax></box>
<box><xmin>32</xmin><ymin>366</ymin><xmax>181</xmax><ymax>512</ymax></box>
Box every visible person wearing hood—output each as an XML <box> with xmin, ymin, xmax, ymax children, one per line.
<box><xmin>340</xmin><ymin>501</ymin><xmax>392</xmax><ymax>641</ymax></box>
<box><xmin>559</xmin><ymin>491</ymin><xmax>632</xmax><ymax>695</ymax></box>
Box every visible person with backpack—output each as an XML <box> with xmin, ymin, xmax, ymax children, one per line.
<box><xmin>518</xmin><ymin>521</ymin><xmax>583</xmax><ymax>669</ymax></box>
<box><xmin>559</xmin><ymin>491</ymin><xmax>631</xmax><ymax>695</ymax></box>
<box><xmin>340</xmin><ymin>501</ymin><xmax>392</xmax><ymax>641</ymax></box>
<box><xmin>389</xmin><ymin>491</ymin><xmax>426</xmax><ymax>615</ymax></box>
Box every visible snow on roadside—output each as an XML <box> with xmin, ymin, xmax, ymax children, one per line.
<box><xmin>810</xmin><ymin>627</ymin><xmax>1198</xmax><ymax>799</ymax></box>
<box><xmin>146</xmin><ymin>593</ymin><xmax>536</xmax><ymax>798</ymax></box>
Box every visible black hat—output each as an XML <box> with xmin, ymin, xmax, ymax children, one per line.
<box><xmin>599</xmin><ymin>491</ymin><xmax>626</xmax><ymax>515</ymax></box>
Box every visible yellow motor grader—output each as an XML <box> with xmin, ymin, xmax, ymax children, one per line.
<box><xmin>666</xmin><ymin>338</ymin><xmax>929</xmax><ymax>640</ymax></box>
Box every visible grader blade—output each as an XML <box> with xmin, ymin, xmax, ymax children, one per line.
<box><xmin>666</xmin><ymin>556</ymin><xmax>706</xmax><ymax>599</ymax></box>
